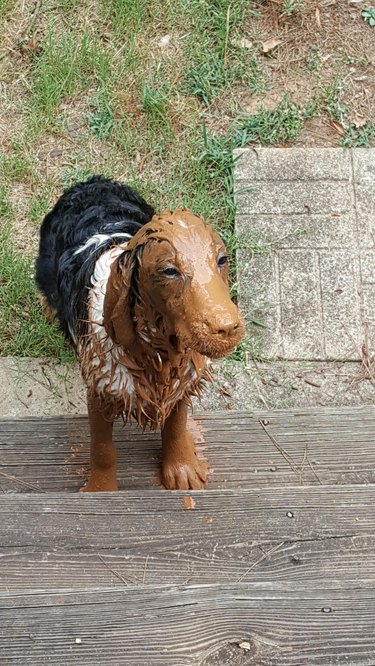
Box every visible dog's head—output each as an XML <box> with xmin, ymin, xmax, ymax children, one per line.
<box><xmin>104</xmin><ymin>209</ymin><xmax>245</xmax><ymax>359</ymax></box>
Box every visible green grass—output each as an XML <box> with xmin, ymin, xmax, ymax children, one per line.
<box><xmin>28</xmin><ymin>186</ymin><xmax>54</xmax><ymax>225</ymax></box>
<box><xmin>0</xmin><ymin>185</ymin><xmax>13</xmax><ymax>219</ymax></box>
<box><xmin>0</xmin><ymin>226</ymin><xmax>75</xmax><ymax>360</ymax></box>
<box><xmin>1</xmin><ymin>0</ymin><xmax>366</xmax><ymax>361</ymax></box>
<box><xmin>87</xmin><ymin>96</ymin><xmax>115</xmax><ymax>140</ymax></box>
<box><xmin>0</xmin><ymin>152</ymin><xmax>35</xmax><ymax>182</ymax></box>
<box><xmin>341</xmin><ymin>122</ymin><xmax>375</xmax><ymax>147</ymax></box>
<box><xmin>182</xmin><ymin>0</ymin><xmax>263</xmax><ymax>105</ymax></box>
<box><xmin>239</xmin><ymin>96</ymin><xmax>318</xmax><ymax>144</ymax></box>
<box><xmin>0</xmin><ymin>0</ymin><xmax>13</xmax><ymax>21</ymax></box>
<box><xmin>29</xmin><ymin>29</ymin><xmax>112</xmax><ymax>131</ymax></box>
<box><xmin>323</xmin><ymin>78</ymin><xmax>347</xmax><ymax>124</ymax></box>
<box><xmin>280</xmin><ymin>0</ymin><xmax>304</xmax><ymax>18</ymax></box>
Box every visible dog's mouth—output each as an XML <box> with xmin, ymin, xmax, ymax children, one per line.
<box><xmin>174</xmin><ymin>323</ymin><xmax>245</xmax><ymax>360</ymax></box>
<box><xmin>192</xmin><ymin>334</ymin><xmax>243</xmax><ymax>359</ymax></box>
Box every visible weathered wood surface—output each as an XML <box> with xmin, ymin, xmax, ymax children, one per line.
<box><xmin>1</xmin><ymin>487</ymin><xmax>374</xmax><ymax>591</ymax></box>
<box><xmin>1</xmin><ymin>406</ymin><xmax>375</xmax><ymax>492</ymax></box>
<box><xmin>1</xmin><ymin>584</ymin><xmax>375</xmax><ymax>665</ymax></box>
<box><xmin>1</xmin><ymin>408</ymin><xmax>375</xmax><ymax>664</ymax></box>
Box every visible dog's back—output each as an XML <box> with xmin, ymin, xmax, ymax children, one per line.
<box><xmin>35</xmin><ymin>176</ymin><xmax>154</xmax><ymax>342</ymax></box>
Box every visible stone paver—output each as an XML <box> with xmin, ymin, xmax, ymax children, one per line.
<box><xmin>235</xmin><ymin>147</ymin><xmax>375</xmax><ymax>365</ymax></box>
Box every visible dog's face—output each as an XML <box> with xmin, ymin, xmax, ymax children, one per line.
<box><xmin>104</xmin><ymin>210</ymin><xmax>245</xmax><ymax>359</ymax></box>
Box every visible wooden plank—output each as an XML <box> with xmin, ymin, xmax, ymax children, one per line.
<box><xmin>1</xmin><ymin>487</ymin><xmax>375</xmax><ymax>590</ymax></box>
<box><xmin>1</xmin><ymin>583</ymin><xmax>375</xmax><ymax>665</ymax></box>
<box><xmin>1</xmin><ymin>406</ymin><xmax>375</xmax><ymax>492</ymax></box>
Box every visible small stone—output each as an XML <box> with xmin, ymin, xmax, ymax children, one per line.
<box><xmin>239</xmin><ymin>641</ymin><xmax>251</xmax><ymax>650</ymax></box>
<box><xmin>290</xmin><ymin>555</ymin><xmax>301</xmax><ymax>565</ymax></box>
<box><xmin>322</xmin><ymin>607</ymin><xmax>332</xmax><ymax>613</ymax></box>
<box><xmin>286</xmin><ymin>511</ymin><xmax>294</xmax><ymax>518</ymax></box>
<box><xmin>50</xmin><ymin>148</ymin><xmax>62</xmax><ymax>158</ymax></box>
<box><xmin>262</xmin><ymin>38</ymin><xmax>282</xmax><ymax>54</ymax></box>
<box><xmin>262</xmin><ymin>419</ymin><xmax>269</xmax><ymax>426</ymax></box>
<box><xmin>75</xmin><ymin>638</ymin><xmax>82</xmax><ymax>644</ymax></box>
<box><xmin>270</xmin><ymin>466</ymin><xmax>277</xmax><ymax>472</ymax></box>
<box><xmin>68</xmin><ymin>122</ymin><xmax>79</xmax><ymax>137</ymax></box>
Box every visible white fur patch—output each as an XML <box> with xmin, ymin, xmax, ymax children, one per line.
<box><xmin>81</xmin><ymin>244</ymin><xmax>135</xmax><ymax>398</ymax></box>
<box><xmin>74</xmin><ymin>232</ymin><xmax>132</xmax><ymax>256</ymax></box>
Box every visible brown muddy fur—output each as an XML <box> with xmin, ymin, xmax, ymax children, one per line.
<box><xmin>79</xmin><ymin>209</ymin><xmax>244</xmax><ymax>492</ymax></box>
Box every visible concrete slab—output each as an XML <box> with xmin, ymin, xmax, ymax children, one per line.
<box><xmin>235</xmin><ymin>147</ymin><xmax>375</xmax><ymax>367</ymax></box>
<box><xmin>1</xmin><ymin>356</ymin><xmax>374</xmax><ymax>418</ymax></box>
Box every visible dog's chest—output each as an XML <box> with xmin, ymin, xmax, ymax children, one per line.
<box><xmin>79</xmin><ymin>245</ymin><xmax>205</xmax><ymax>425</ymax></box>
<box><xmin>82</xmin><ymin>337</ymin><xmax>201</xmax><ymax>423</ymax></box>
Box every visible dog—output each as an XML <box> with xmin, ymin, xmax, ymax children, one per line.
<box><xmin>36</xmin><ymin>176</ymin><xmax>244</xmax><ymax>491</ymax></box>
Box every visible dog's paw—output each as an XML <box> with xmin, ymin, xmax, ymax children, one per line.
<box><xmin>161</xmin><ymin>455</ymin><xmax>209</xmax><ymax>490</ymax></box>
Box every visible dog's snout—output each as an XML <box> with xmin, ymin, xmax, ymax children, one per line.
<box><xmin>212</xmin><ymin>319</ymin><xmax>241</xmax><ymax>338</ymax></box>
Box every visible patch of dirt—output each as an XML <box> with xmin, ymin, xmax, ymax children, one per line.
<box><xmin>249</xmin><ymin>0</ymin><xmax>374</xmax><ymax>135</ymax></box>
<box><xmin>211</xmin><ymin>0</ymin><xmax>375</xmax><ymax>144</ymax></box>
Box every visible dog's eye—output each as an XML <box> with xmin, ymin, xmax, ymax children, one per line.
<box><xmin>217</xmin><ymin>254</ymin><xmax>228</xmax><ymax>269</ymax></box>
<box><xmin>162</xmin><ymin>266</ymin><xmax>180</xmax><ymax>278</ymax></box>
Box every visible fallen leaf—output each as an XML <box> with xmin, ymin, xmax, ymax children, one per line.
<box><xmin>24</xmin><ymin>38</ymin><xmax>38</xmax><ymax>50</ymax></box>
<box><xmin>350</xmin><ymin>115</ymin><xmax>367</xmax><ymax>128</ymax></box>
<box><xmin>262</xmin><ymin>37</ymin><xmax>282</xmax><ymax>54</ymax></box>
<box><xmin>330</xmin><ymin>120</ymin><xmax>346</xmax><ymax>136</ymax></box>
<box><xmin>183</xmin><ymin>496</ymin><xmax>196</xmax><ymax>510</ymax></box>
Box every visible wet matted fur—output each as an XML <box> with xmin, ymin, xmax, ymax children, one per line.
<box><xmin>36</xmin><ymin>176</ymin><xmax>244</xmax><ymax>490</ymax></box>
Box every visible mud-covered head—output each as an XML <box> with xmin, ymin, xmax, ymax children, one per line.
<box><xmin>104</xmin><ymin>209</ymin><xmax>245</xmax><ymax>359</ymax></box>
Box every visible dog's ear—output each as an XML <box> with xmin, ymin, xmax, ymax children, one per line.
<box><xmin>103</xmin><ymin>251</ymin><xmax>136</xmax><ymax>349</ymax></box>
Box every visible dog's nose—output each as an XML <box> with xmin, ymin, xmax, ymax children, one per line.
<box><xmin>214</xmin><ymin>320</ymin><xmax>241</xmax><ymax>338</ymax></box>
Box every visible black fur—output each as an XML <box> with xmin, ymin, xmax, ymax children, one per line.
<box><xmin>35</xmin><ymin>176</ymin><xmax>155</xmax><ymax>344</ymax></box>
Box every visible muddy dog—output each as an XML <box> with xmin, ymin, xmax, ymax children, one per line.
<box><xmin>36</xmin><ymin>176</ymin><xmax>244</xmax><ymax>491</ymax></box>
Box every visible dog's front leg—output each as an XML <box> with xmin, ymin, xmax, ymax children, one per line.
<box><xmin>81</xmin><ymin>394</ymin><xmax>118</xmax><ymax>492</ymax></box>
<box><xmin>161</xmin><ymin>400</ymin><xmax>209</xmax><ymax>490</ymax></box>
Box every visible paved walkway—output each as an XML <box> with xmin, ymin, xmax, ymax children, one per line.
<box><xmin>235</xmin><ymin>147</ymin><xmax>375</xmax><ymax>407</ymax></box>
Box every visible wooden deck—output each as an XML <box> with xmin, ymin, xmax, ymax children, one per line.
<box><xmin>1</xmin><ymin>407</ymin><xmax>375</xmax><ymax>664</ymax></box>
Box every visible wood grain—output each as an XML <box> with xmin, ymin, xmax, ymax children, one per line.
<box><xmin>1</xmin><ymin>408</ymin><xmax>375</xmax><ymax>664</ymax></box>
<box><xmin>1</xmin><ymin>584</ymin><xmax>375</xmax><ymax>665</ymax></box>
<box><xmin>1</xmin><ymin>487</ymin><xmax>374</xmax><ymax>590</ymax></box>
<box><xmin>1</xmin><ymin>406</ymin><xmax>375</xmax><ymax>492</ymax></box>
